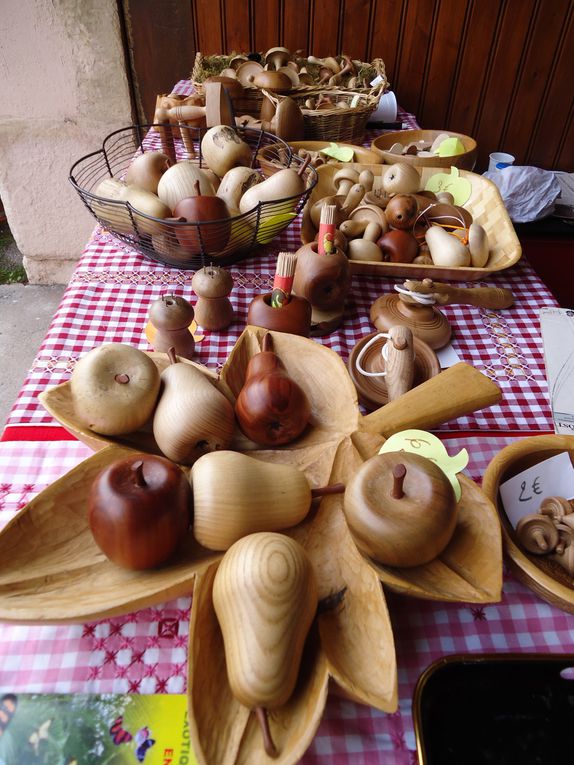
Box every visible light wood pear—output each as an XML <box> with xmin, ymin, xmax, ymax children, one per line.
<box><xmin>191</xmin><ymin>450</ymin><xmax>314</xmax><ymax>550</ymax></box>
<box><xmin>212</xmin><ymin>532</ymin><xmax>318</xmax><ymax>757</ymax></box>
<box><xmin>152</xmin><ymin>348</ymin><xmax>235</xmax><ymax>465</ymax></box>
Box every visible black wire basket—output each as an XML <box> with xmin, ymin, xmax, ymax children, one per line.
<box><xmin>69</xmin><ymin>124</ymin><xmax>317</xmax><ymax>269</ymax></box>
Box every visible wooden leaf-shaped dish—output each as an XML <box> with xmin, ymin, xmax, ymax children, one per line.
<box><xmin>0</xmin><ymin>445</ymin><xmax>220</xmax><ymax>623</ymax></box>
<box><xmin>187</xmin><ymin>436</ymin><xmax>397</xmax><ymax>765</ymax></box>
<box><xmin>482</xmin><ymin>434</ymin><xmax>574</xmax><ymax>613</ymax></box>
<box><xmin>9</xmin><ymin>327</ymin><xmax>501</xmax><ymax>623</ymax></box>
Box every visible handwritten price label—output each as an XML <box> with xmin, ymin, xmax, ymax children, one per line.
<box><xmin>499</xmin><ymin>452</ymin><xmax>574</xmax><ymax>528</ymax></box>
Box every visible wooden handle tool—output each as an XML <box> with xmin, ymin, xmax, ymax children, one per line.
<box><xmin>403</xmin><ymin>280</ymin><xmax>514</xmax><ymax>309</ymax></box>
<box><xmin>362</xmin><ymin>361</ymin><xmax>501</xmax><ymax>436</ymax></box>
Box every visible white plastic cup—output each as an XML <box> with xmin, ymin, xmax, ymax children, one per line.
<box><xmin>368</xmin><ymin>90</ymin><xmax>398</xmax><ymax>124</ymax></box>
<box><xmin>488</xmin><ymin>152</ymin><xmax>515</xmax><ymax>172</ymax></box>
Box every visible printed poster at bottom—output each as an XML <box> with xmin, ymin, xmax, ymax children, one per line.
<box><xmin>0</xmin><ymin>691</ymin><xmax>196</xmax><ymax>765</ymax></box>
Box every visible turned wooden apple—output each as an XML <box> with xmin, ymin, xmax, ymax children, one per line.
<box><xmin>377</xmin><ymin>229</ymin><xmax>419</xmax><ymax>263</ymax></box>
<box><xmin>343</xmin><ymin>451</ymin><xmax>457</xmax><ymax>567</ymax></box>
<box><xmin>88</xmin><ymin>453</ymin><xmax>192</xmax><ymax>570</ymax></box>
<box><xmin>173</xmin><ymin>180</ymin><xmax>230</xmax><ymax>254</ymax></box>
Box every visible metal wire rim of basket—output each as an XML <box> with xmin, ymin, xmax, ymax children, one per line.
<box><xmin>69</xmin><ymin>124</ymin><xmax>318</xmax><ymax>270</ymax></box>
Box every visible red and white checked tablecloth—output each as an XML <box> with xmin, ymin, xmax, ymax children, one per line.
<box><xmin>0</xmin><ymin>97</ymin><xmax>568</xmax><ymax>764</ymax></box>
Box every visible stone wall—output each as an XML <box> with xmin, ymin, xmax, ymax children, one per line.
<box><xmin>0</xmin><ymin>0</ymin><xmax>133</xmax><ymax>283</ymax></box>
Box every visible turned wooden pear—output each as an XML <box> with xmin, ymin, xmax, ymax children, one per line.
<box><xmin>152</xmin><ymin>348</ymin><xmax>235</xmax><ymax>465</ymax></box>
<box><xmin>235</xmin><ymin>333</ymin><xmax>311</xmax><ymax>446</ymax></box>
<box><xmin>213</xmin><ymin>532</ymin><xmax>318</xmax><ymax>757</ymax></box>
<box><xmin>191</xmin><ymin>450</ymin><xmax>313</xmax><ymax>550</ymax></box>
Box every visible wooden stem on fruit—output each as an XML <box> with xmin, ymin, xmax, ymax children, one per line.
<box><xmin>167</xmin><ymin>346</ymin><xmax>178</xmax><ymax>365</ymax></box>
<box><xmin>255</xmin><ymin>706</ymin><xmax>278</xmax><ymax>758</ymax></box>
<box><xmin>132</xmin><ymin>460</ymin><xmax>147</xmax><ymax>489</ymax></box>
<box><xmin>391</xmin><ymin>463</ymin><xmax>406</xmax><ymax>499</ymax></box>
<box><xmin>114</xmin><ymin>374</ymin><xmax>130</xmax><ymax>384</ymax></box>
<box><xmin>311</xmin><ymin>483</ymin><xmax>346</xmax><ymax>498</ymax></box>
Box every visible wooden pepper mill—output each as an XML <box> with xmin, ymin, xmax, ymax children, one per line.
<box><xmin>148</xmin><ymin>294</ymin><xmax>195</xmax><ymax>360</ymax></box>
<box><xmin>292</xmin><ymin>205</ymin><xmax>351</xmax><ymax>336</ymax></box>
<box><xmin>192</xmin><ymin>265</ymin><xmax>235</xmax><ymax>331</ymax></box>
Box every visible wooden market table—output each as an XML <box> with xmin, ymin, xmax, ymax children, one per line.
<box><xmin>0</xmin><ymin>103</ymin><xmax>569</xmax><ymax>763</ymax></box>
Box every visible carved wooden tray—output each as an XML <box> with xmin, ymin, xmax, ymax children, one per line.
<box><xmin>482</xmin><ymin>434</ymin><xmax>574</xmax><ymax>614</ymax></box>
<box><xmin>301</xmin><ymin>164</ymin><xmax>522</xmax><ymax>281</ymax></box>
<box><xmin>1</xmin><ymin>329</ymin><xmax>504</xmax><ymax>764</ymax></box>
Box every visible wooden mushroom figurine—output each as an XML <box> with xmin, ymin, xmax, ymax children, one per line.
<box><xmin>191</xmin><ymin>265</ymin><xmax>235</xmax><ymax>331</ymax></box>
<box><xmin>148</xmin><ymin>294</ymin><xmax>195</xmax><ymax>360</ymax></box>
<box><xmin>344</xmin><ymin>451</ymin><xmax>458</xmax><ymax>567</ymax></box>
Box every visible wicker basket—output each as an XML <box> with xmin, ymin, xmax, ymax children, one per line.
<box><xmin>69</xmin><ymin>124</ymin><xmax>317</xmax><ymax>270</ymax></box>
<box><xmin>191</xmin><ymin>51</ymin><xmax>387</xmax><ymax>118</ymax></box>
<box><xmin>264</xmin><ymin>87</ymin><xmax>381</xmax><ymax>143</ymax></box>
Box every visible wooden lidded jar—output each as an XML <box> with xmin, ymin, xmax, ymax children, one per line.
<box><xmin>191</xmin><ymin>265</ymin><xmax>235</xmax><ymax>331</ymax></box>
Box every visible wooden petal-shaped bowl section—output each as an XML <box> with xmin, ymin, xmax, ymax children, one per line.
<box><xmin>0</xmin><ymin>445</ymin><xmax>220</xmax><ymax>623</ymax></box>
<box><xmin>39</xmin><ymin>352</ymin><xmax>223</xmax><ymax>456</ymax></box>
<box><xmin>341</xmin><ymin>431</ymin><xmax>502</xmax><ymax>603</ymax></box>
<box><xmin>482</xmin><ymin>434</ymin><xmax>574</xmax><ymax>614</ymax></box>
<box><xmin>187</xmin><ymin>437</ymin><xmax>398</xmax><ymax>765</ymax></box>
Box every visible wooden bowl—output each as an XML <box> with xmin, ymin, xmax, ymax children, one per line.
<box><xmin>347</xmin><ymin>332</ymin><xmax>441</xmax><ymax>411</ymax></box>
<box><xmin>371</xmin><ymin>129</ymin><xmax>477</xmax><ymax>170</ymax></box>
<box><xmin>301</xmin><ymin>163</ymin><xmax>522</xmax><ymax>281</ymax></box>
<box><xmin>482</xmin><ymin>434</ymin><xmax>574</xmax><ymax>614</ymax></box>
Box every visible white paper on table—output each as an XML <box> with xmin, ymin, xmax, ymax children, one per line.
<box><xmin>540</xmin><ymin>307</ymin><xmax>574</xmax><ymax>434</ymax></box>
<box><xmin>499</xmin><ymin>452</ymin><xmax>574</xmax><ymax>528</ymax></box>
<box><xmin>436</xmin><ymin>343</ymin><xmax>460</xmax><ymax>368</ymax></box>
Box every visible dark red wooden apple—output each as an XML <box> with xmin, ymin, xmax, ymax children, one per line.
<box><xmin>88</xmin><ymin>453</ymin><xmax>192</xmax><ymax>570</ymax></box>
<box><xmin>173</xmin><ymin>180</ymin><xmax>230</xmax><ymax>255</ymax></box>
<box><xmin>377</xmin><ymin>229</ymin><xmax>419</xmax><ymax>263</ymax></box>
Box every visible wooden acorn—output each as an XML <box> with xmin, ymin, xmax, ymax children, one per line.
<box><xmin>234</xmin><ymin>332</ymin><xmax>311</xmax><ymax>446</ymax></box>
<box><xmin>148</xmin><ymin>294</ymin><xmax>195</xmax><ymax>360</ymax></box>
<box><xmin>344</xmin><ymin>451</ymin><xmax>458</xmax><ymax>567</ymax></box>
<box><xmin>212</xmin><ymin>532</ymin><xmax>318</xmax><ymax>758</ymax></box>
<box><xmin>191</xmin><ymin>265</ymin><xmax>235</xmax><ymax>331</ymax></box>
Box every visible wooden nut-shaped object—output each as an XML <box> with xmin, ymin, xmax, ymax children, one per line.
<box><xmin>192</xmin><ymin>265</ymin><xmax>233</xmax><ymax>298</ymax></box>
<box><xmin>516</xmin><ymin>514</ymin><xmax>559</xmax><ymax>554</ymax></box>
<box><xmin>149</xmin><ymin>294</ymin><xmax>194</xmax><ymax>330</ymax></box>
<box><xmin>344</xmin><ymin>451</ymin><xmax>458</xmax><ymax>567</ymax></box>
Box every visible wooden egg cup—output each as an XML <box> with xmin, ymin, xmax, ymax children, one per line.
<box><xmin>347</xmin><ymin>331</ymin><xmax>441</xmax><ymax>411</ymax></box>
<box><xmin>247</xmin><ymin>293</ymin><xmax>312</xmax><ymax>337</ymax></box>
<box><xmin>370</xmin><ymin>294</ymin><xmax>451</xmax><ymax>350</ymax></box>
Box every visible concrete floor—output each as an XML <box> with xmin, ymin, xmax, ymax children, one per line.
<box><xmin>0</xmin><ymin>219</ymin><xmax>66</xmax><ymax>429</ymax></box>
<box><xmin>0</xmin><ymin>283</ymin><xmax>65</xmax><ymax>428</ymax></box>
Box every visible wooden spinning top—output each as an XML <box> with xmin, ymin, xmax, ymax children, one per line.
<box><xmin>192</xmin><ymin>265</ymin><xmax>235</xmax><ymax>331</ymax></box>
<box><xmin>148</xmin><ymin>294</ymin><xmax>195</xmax><ymax>360</ymax></box>
<box><xmin>370</xmin><ymin>278</ymin><xmax>515</xmax><ymax>350</ymax></box>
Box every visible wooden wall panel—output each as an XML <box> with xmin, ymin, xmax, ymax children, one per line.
<box><xmin>391</xmin><ymin>0</ymin><xmax>436</xmax><ymax>117</ymax></box>
<box><xmin>369</xmin><ymin>0</ymin><xmax>404</xmax><ymax>86</ymax></box>
<box><xmin>527</xmin><ymin>4</ymin><xmax>574</xmax><ymax>169</ymax></box>
<box><xmin>123</xmin><ymin>0</ymin><xmax>574</xmax><ymax>171</ymax></box>
<box><xmin>339</xmin><ymin>0</ymin><xmax>374</xmax><ymax>61</ymax></box>
<box><xmin>472</xmin><ymin>0</ymin><xmax>534</xmax><ymax>170</ymax></box>
<box><xmin>504</xmin><ymin>0</ymin><xmax>571</xmax><ymax>167</ymax></box>
<box><xmin>252</xmin><ymin>0</ymin><xmax>282</xmax><ymax>52</ymax></box>
<box><xmin>309</xmin><ymin>0</ymin><xmax>342</xmax><ymax>55</ymax></box>
<box><xmin>223</xmin><ymin>1</ymin><xmax>251</xmax><ymax>52</ymax></box>
<box><xmin>283</xmin><ymin>0</ymin><xmax>311</xmax><ymax>54</ymax></box>
<box><xmin>419</xmin><ymin>0</ymin><xmax>469</xmax><ymax>128</ymax></box>
<box><xmin>194</xmin><ymin>0</ymin><xmax>224</xmax><ymax>53</ymax></box>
